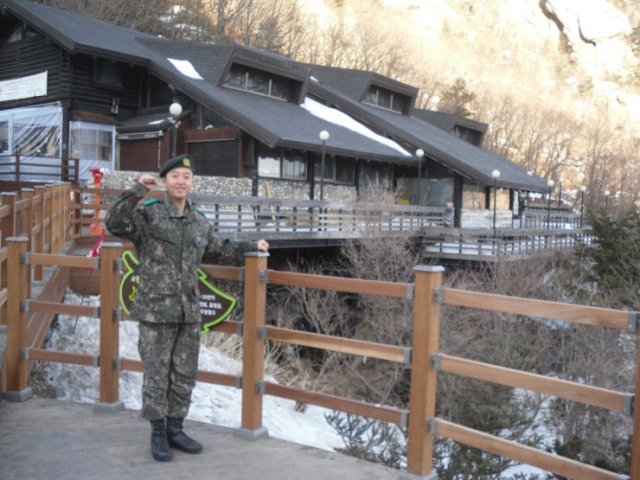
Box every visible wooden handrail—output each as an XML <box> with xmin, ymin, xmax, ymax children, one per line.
<box><xmin>437</xmin><ymin>353</ymin><xmax>631</xmax><ymax>412</ymax></box>
<box><xmin>442</xmin><ymin>288</ymin><xmax>629</xmax><ymax>330</ymax></box>
<box><xmin>27</xmin><ymin>300</ymin><xmax>97</xmax><ymax>318</ymax></box>
<box><xmin>28</xmin><ymin>348</ymin><xmax>96</xmax><ymax>367</ymax></box>
<box><xmin>265</xmin><ymin>382</ymin><xmax>405</xmax><ymax>425</ymax></box>
<box><xmin>433</xmin><ymin>419</ymin><xmax>620</xmax><ymax>480</ymax></box>
<box><xmin>265</xmin><ymin>325</ymin><xmax>407</xmax><ymax>363</ymax></box>
<box><xmin>29</xmin><ymin>253</ymin><xmax>99</xmax><ymax>269</ymax></box>
<box><xmin>268</xmin><ymin>270</ymin><xmax>411</xmax><ymax>298</ymax></box>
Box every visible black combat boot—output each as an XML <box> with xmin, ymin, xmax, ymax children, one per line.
<box><xmin>166</xmin><ymin>417</ymin><xmax>203</xmax><ymax>454</ymax></box>
<box><xmin>150</xmin><ymin>418</ymin><xmax>172</xmax><ymax>461</ymax></box>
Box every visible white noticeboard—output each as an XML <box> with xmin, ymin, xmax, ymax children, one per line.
<box><xmin>0</xmin><ymin>71</ymin><xmax>48</xmax><ymax>103</ymax></box>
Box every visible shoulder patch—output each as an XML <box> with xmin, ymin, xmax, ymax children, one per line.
<box><xmin>192</xmin><ymin>205</ymin><xmax>207</xmax><ymax>217</ymax></box>
<box><xmin>142</xmin><ymin>198</ymin><xmax>160</xmax><ymax>207</ymax></box>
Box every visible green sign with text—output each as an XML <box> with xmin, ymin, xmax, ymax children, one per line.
<box><xmin>119</xmin><ymin>250</ymin><xmax>237</xmax><ymax>333</ymax></box>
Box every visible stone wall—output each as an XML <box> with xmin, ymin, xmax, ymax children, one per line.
<box><xmin>100</xmin><ymin>170</ymin><xmax>357</xmax><ymax>203</ymax></box>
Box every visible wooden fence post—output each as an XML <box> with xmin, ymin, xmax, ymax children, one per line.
<box><xmin>44</xmin><ymin>185</ymin><xmax>53</xmax><ymax>255</ymax></box>
<box><xmin>95</xmin><ymin>242</ymin><xmax>124</xmax><ymax>412</ymax></box>
<box><xmin>20</xmin><ymin>189</ymin><xmax>34</xmax><ymax>278</ymax></box>
<box><xmin>237</xmin><ymin>251</ymin><xmax>269</xmax><ymax>441</ymax></box>
<box><xmin>0</xmin><ymin>193</ymin><xmax>17</xmax><ymax>325</ymax></box>
<box><xmin>2</xmin><ymin>237</ymin><xmax>33</xmax><ymax>402</ymax></box>
<box><xmin>33</xmin><ymin>186</ymin><xmax>45</xmax><ymax>281</ymax></box>
<box><xmin>403</xmin><ymin>265</ymin><xmax>443</xmax><ymax>480</ymax></box>
<box><xmin>630</xmin><ymin>332</ymin><xmax>640</xmax><ymax>478</ymax></box>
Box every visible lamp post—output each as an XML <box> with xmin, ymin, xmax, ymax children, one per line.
<box><xmin>416</xmin><ymin>148</ymin><xmax>424</xmax><ymax>205</ymax></box>
<box><xmin>558</xmin><ymin>177</ymin><xmax>563</xmax><ymax>207</ymax></box>
<box><xmin>491</xmin><ymin>169</ymin><xmax>500</xmax><ymax>235</ymax></box>
<box><xmin>319</xmin><ymin>130</ymin><xmax>330</xmax><ymax>201</ymax></box>
<box><xmin>169</xmin><ymin>102</ymin><xmax>182</xmax><ymax>157</ymax></box>
<box><xmin>579</xmin><ymin>185</ymin><xmax>586</xmax><ymax>228</ymax></box>
<box><xmin>604</xmin><ymin>189</ymin><xmax>610</xmax><ymax>214</ymax></box>
<box><xmin>547</xmin><ymin>179</ymin><xmax>554</xmax><ymax>227</ymax></box>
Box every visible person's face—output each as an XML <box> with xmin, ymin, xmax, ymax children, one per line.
<box><xmin>163</xmin><ymin>167</ymin><xmax>193</xmax><ymax>201</ymax></box>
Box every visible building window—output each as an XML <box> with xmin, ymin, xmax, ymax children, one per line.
<box><xmin>257</xmin><ymin>144</ymin><xmax>307</xmax><ymax>180</ymax></box>
<box><xmin>223</xmin><ymin>64</ymin><xmax>292</xmax><ymax>101</ymax></box>
<box><xmin>314</xmin><ymin>155</ymin><xmax>355</xmax><ymax>185</ymax></box>
<box><xmin>93</xmin><ymin>59</ymin><xmax>123</xmax><ymax>91</ymax></box>
<box><xmin>12</xmin><ymin>123</ymin><xmax>60</xmax><ymax>157</ymax></box>
<box><xmin>0</xmin><ymin>122</ymin><xmax>8</xmax><ymax>153</ymax></box>
<box><xmin>462</xmin><ymin>183</ymin><xmax>485</xmax><ymax>209</ymax></box>
<box><xmin>363</xmin><ymin>86</ymin><xmax>408</xmax><ymax>114</ymax></box>
<box><xmin>70</xmin><ymin>122</ymin><xmax>114</xmax><ymax>162</ymax></box>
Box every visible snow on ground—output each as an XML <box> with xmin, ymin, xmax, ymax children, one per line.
<box><xmin>44</xmin><ymin>291</ymin><xmax>551</xmax><ymax>477</ymax></box>
<box><xmin>47</xmin><ymin>292</ymin><xmax>344</xmax><ymax>452</ymax></box>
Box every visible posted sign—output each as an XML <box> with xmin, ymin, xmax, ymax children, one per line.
<box><xmin>119</xmin><ymin>250</ymin><xmax>237</xmax><ymax>332</ymax></box>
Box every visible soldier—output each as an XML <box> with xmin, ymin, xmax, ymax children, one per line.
<box><xmin>105</xmin><ymin>154</ymin><xmax>268</xmax><ymax>462</ymax></box>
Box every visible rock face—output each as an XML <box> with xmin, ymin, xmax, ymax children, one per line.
<box><xmin>306</xmin><ymin>0</ymin><xmax>640</xmax><ymax>125</ymax></box>
<box><xmin>542</xmin><ymin>0</ymin><xmax>635</xmax><ymax>80</ymax></box>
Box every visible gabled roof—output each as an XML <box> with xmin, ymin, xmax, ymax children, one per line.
<box><xmin>1</xmin><ymin>0</ymin><xmax>412</xmax><ymax>164</ymax></box>
<box><xmin>306</xmin><ymin>67</ymin><xmax>547</xmax><ymax>192</ymax></box>
<box><xmin>413</xmin><ymin>110</ymin><xmax>488</xmax><ymax>137</ymax></box>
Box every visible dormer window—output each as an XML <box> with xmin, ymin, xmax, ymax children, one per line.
<box><xmin>364</xmin><ymin>86</ymin><xmax>408</xmax><ymax>114</ymax></box>
<box><xmin>6</xmin><ymin>24</ymin><xmax>41</xmax><ymax>43</ymax></box>
<box><xmin>223</xmin><ymin>64</ymin><xmax>292</xmax><ymax>101</ymax></box>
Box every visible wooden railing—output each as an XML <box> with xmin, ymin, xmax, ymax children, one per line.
<box><xmin>1</xmin><ymin>238</ymin><xmax>637</xmax><ymax>479</ymax></box>
<box><xmin>0</xmin><ymin>183</ymin><xmax>72</xmax><ymax>326</ymax></box>
<box><xmin>423</xmin><ymin>227</ymin><xmax>591</xmax><ymax>261</ymax></box>
<box><xmin>0</xmin><ymin>154</ymin><xmax>80</xmax><ymax>184</ymax></box>
<box><xmin>75</xmin><ymin>187</ymin><xmax>450</xmax><ymax>240</ymax></box>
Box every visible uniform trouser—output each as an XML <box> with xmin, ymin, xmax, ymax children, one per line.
<box><xmin>138</xmin><ymin>321</ymin><xmax>201</xmax><ymax>421</ymax></box>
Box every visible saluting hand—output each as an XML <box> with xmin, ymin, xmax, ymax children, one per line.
<box><xmin>137</xmin><ymin>174</ymin><xmax>159</xmax><ymax>189</ymax></box>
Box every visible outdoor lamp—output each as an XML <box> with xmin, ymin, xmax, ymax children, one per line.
<box><xmin>547</xmin><ymin>179</ymin><xmax>555</xmax><ymax>227</ymax></box>
<box><xmin>416</xmin><ymin>149</ymin><xmax>425</xmax><ymax>205</ymax></box>
<box><xmin>579</xmin><ymin>185</ymin><xmax>586</xmax><ymax>228</ymax></box>
<box><xmin>169</xmin><ymin>102</ymin><xmax>183</xmax><ymax>157</ymax></box>
<box><xmin>558</xmin><ymin>177</ymin><xmax>563</xmax><ymax>207</ymax></box>
<box><xmin>319</xmin><ymin>130</ymin><xmax>330</xmax><ymax>200</ymax></box>
<box><xmin>491</xmin><ymin>169</ymin><xmax>500</xmax><ymax>234</ymax></box>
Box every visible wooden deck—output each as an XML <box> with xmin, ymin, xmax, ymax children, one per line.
<box><xmin>0</xmin><ymin>397</ymin><xmax>399</xmax><ymax>480</ymax></box>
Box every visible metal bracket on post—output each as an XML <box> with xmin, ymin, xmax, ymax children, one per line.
<box><xmin>113</xmin><ymin>308</ymin><xmax>122</xmax><ymax>322</ymax></box>
<box><xmin>256</xmin><ymin>381</ymin><xmax>265</xmax><ymax>395</ymax></box>
<box><xmin>430</xmin><ymin>353</ymin><xmax>442</xmax><ymax>371</ymax></box>
<box><xmin>257</xmin><ymin>325</ymin><xmax>267</xmax><ymax>340</ymax></box>
<box><xmin>427</xmin><ymin>418</ymin><xmax>438</xmax><ymax>434</ymax></box>
<box><xmin>627</xmin><ymin>312</ymin><xmax>639</xmax><ymax>333</ymax></box>
<box><xmin>433</xmin><ymin>288</ymin><xmax>444</xmax><ymax>304</ymax></box>
<box><xmin>259</xmin><ymin>269</ymin><xmax>269</xmax><ymax>284</ymax></box>
<box><xmin>235</xmin><ymin>375</ymin><xmax>242</xmax><ymax>389</ymax></box>
<box><xmin>236</xmin><ymin>321</ymin><xmax>244</xmax><ymax>336</ymax></box>
<box><xmin>20</xmin><ymin>252</ymin><xmax>30</xmax><ymax>264</ymax></box>
<box><xmin>91</xmin><ymin>257</ymin><xmax>100</xmax><ymax>270</ymax></box>
<box><xmin>406</xmin><ymin>283</ymin><xmax>414</xmax><ymax>300</ymax></box>
<box><xmin>113</xmin><ymin>357</ymin><xmax>121</xmax><ymax>371</ymax></box>
<box><xmin>400</xmin><ymin>411</ymin><xmax>409</xmax><ymax>429</ymax></box>
<box><xmin>114</xmin><ymin>258</ymin><xmax>122</xmax><ymax>272</ymax></box>
<box><xmin>237</xmin><ymin>267</ymin><xmax>245</xmax><ymax>282</ymax></box>
<box><xmin>622</xmin><ymin>394</ymin><xmax>634</xmax><ymax>416</ymax></box>
<box><xmin>403</xmin><ymin>347</ymin><xmax>412</xmax><ymax>365</ymax></box>
<box><xmin>20</xmin><ymin>300</ymin><xmax>30</xmax><ymax>313</ymax></box>
<box><xmin>21</xmin><ymin>347</ymin><xmax>30</xmax><ymax>360</ymax></box>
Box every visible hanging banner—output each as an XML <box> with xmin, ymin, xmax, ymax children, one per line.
<box><xmin>119</xmin><ymin>250</ymin><xmax>237</xmax><ymax>333</ymax></box>
<box><xmin>0</xmin><ymin>71</ymin><xmax>47</xmax><ymax>102</ymax></box>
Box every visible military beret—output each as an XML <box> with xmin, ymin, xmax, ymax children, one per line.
<box><xmin>159</xmin><ymin>154</ymin><xmax>195</xmax><ymax>177</ymax></box>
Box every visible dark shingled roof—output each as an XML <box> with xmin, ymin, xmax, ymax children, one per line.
<box><xmin>306</xmin><ymin>67</ymin><xmax>547</xmax><ymax>192</ymax></box>
<box><xmin>2</xmin><ymin>0</ymin><xmax>411</xmax><ymax>164</ymax></box>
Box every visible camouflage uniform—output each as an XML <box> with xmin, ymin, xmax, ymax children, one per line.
<box><xmin>105</xmin><ymin>182</ymin><xmax>251</xmax><ymax>420</ymax></box>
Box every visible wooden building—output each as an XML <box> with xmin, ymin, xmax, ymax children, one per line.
<box><xmin>0</xmin><ymin>0</ymin><xmax>547</xmax><ymax>228</ymax></box>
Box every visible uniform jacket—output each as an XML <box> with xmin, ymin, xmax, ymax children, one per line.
<box><xmin>105</xmin><ymin>183</ymin><xmax>250</xmax><ymax>323</ymax></box>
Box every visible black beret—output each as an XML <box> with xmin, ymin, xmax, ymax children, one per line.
<box><xmin>159</xmin><ymin>154</ymin><xmax>195</xmax><ymax>177</ymax></box>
